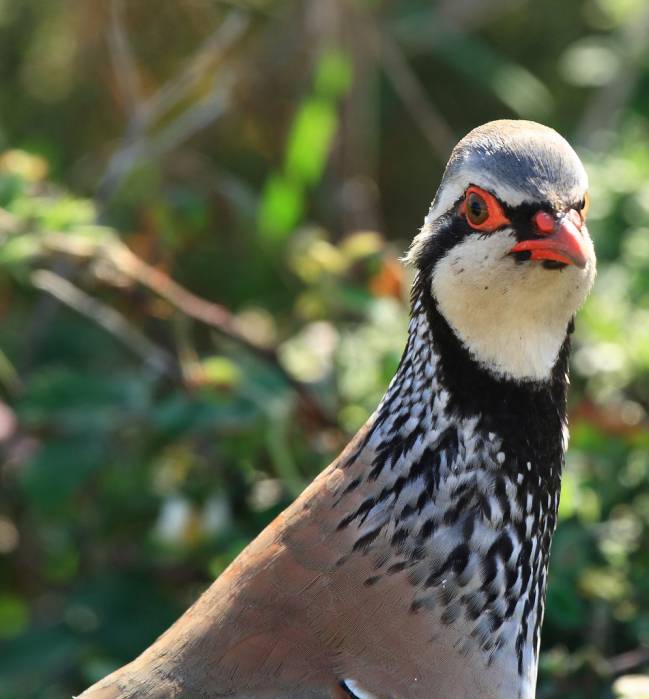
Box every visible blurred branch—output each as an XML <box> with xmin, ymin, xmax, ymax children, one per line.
<box><xmin>0</xmin><ymin>349</ymin><xmax>24</xmax><ymax>396</ymax></box>
<box><xmin>100</xmin><ymin>83</ymin><xmax>232</xmax><ymax>202</ymax></box>
<box><xmin>375</xmin><ymin>23</ymin><xmax>456</xmax><ymax>159</ymax></box>
<box><xmin>386</xmin><ymin>0</ymin><xmax>551</xmax><ymax>120</ymax></box>
<box><xmin>143</xmin><ymin>11</ymin><xmax>249</xmax><ymax>124</ymax></box>
<box><xmin>99</xmin><ymin>9</ymin><xmax>250</xmax><ymax>202</ymax></box>
<box><xmin>108</xmin><ymin>0</ymin><xmax>141</xmax><ymax>119</ymax></box>
<box><xmin>607</xmin><ymin>647</ymin><xmax>649</xmax><ymax>675</ymax></box>
<box><xmin>24</xmin><ymin>259</ymin><xmax>78</xmax><ymax>374</ymax></box>
<box><xmin>390</xmin><ymin>0</ymin><xmax>523</xmax><ymax>51</ymax></box>
<box><xmin>22</xmin><ymin>10</ymin><xmax>252</xmax><ymax>373</ymax></box>
<box><xmin>31</xmin><ymin>269</ymin><xmax>177</xmax><ymax>378</ymax></box>
<box><xmin>571</xmin><ymin>399</ymin><xmax>649</xmax><ymax>439</ymax></box>
<box><xmin>145</xmin><ymin>85</ymin><xmax>231</xmax><ymax>161</ymax></box>
<box><xmin>437</xmin><ymin>0</ymin><xmax>525</xmax><ymax>30</ymax></box>
<box><xmin>0</xmin><ymin>207</ymin><xmax>24</xmax><ymax>236</ymax></box>
<box><xmin>42</xmin><ymin>234</ymin><xmax>337</xmax><ymax>427</ymax></box>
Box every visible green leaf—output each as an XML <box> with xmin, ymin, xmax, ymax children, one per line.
<box><xmin>257</xmin><ymin>174</ymin><xmax>304</xmax><ymax>240</ymax></box>
<box><xmin>17</xmin><ymin>369</ymin><xmax>152</xmax><ymax>432</ymax></box>
<box><xmin>10</xmin><ymin>195</ymin><xmax>95</xmax><ymax>230</ymax></box>
<box><xmin>20</xmin><ymin>437</ymin><xmax>105</xmax><ymax>509</ymax></box>
<box><xmin>0</xmin><ymin>594</ymin><xmax>29</xmax><ymax>640</ymax></box>
<box><xmin>0</xmin><ymin>234</ymin><xmax>40</xmax><ymax>268</ymax></box>
<box><xmin>0</xmin><ymin>173</ymin><xmax>25</xmax><ymax>207</ymax></box>
<box><xmin>314</xmin><ymin>49</ymin><xmax>353</xmax><ymax>99</ymax></box>
<box><xmin>285</xmin><ymin>98</ymin><xmax>337</xmax><ymax>186</ymax></box>
<box><xmin>201</xmin><ymin>356</ymin><xmax>242</xmax><ymax>387</ymax></box>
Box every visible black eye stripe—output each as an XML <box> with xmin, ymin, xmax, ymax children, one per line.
<box><xmin>501</xmin><ymin>197</ymin><xmax>587</xmax><ymax>215</ymax></box>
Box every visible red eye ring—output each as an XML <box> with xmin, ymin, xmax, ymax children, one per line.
<box><xmin>459</xmin><ymin>185</ymin><xmax>511</xmax><ymax>232</ymax></box>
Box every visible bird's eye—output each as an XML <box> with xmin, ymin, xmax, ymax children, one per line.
<box><xmin>578</xmin><ymin>192</ymin><xmax>590</xmax><ymax>221</ymax></box>
<box><xmin>466</xmin><ymin>192</ymin><xmax>489</xmax><ymax>226</ymax></box>
<box><xmin>460</xmin><ymin>186</ymin><xmax>511</xmax><ymax>232</ymax></box>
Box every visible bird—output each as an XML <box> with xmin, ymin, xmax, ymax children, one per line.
<box><xmin>77</xmin><ymin>120</ymin><xmax>596</xmax><ymax>699</ymax></box>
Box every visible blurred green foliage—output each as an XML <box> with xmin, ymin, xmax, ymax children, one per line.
<box><xmin>1</xmin><ymin>1</ymin><xmax>649</xmax><ymax>698</ymax></box>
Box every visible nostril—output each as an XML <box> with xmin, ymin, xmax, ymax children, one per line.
<box><xmin>534</xmin><ymin>211</ymin><xmax>555</xmax><ymax>235</ymax></box>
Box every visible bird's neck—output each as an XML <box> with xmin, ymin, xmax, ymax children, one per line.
<box><xmin>336</xmin><ymin>281</ymin><xmax>570</xmax><ymax>683</ymax></box>
<box><xmin>368</xmin><ymin>281</ymin><xmax>570</xmax><ymax>475</ymax></box>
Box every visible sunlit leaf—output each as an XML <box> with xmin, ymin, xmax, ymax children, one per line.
<box><xmin>257</xmin><ymin>174</ymin><xmax>304</xmax><ymax>240</ymax></box>
<box><xmin>285</xmin><ymin>98</ymin><xmax>337</xmax><ymax>186</ymax></box>
<box><xmin>200</xmin><ymin>356</ymin><xmax>242</xmax><ymax>388</ymax></box>
<box><xmin>0</xmin><ymin>149</ymin><xmax>48</xmax><ymax>181</ymax></box>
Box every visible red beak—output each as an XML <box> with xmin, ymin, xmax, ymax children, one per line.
<box><xmin>509</xmin><ymin>210</ymin><xmax>588</xmax><ymax>269</ymax></box>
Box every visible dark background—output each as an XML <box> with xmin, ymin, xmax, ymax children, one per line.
<box><xmin>1</xmin><ymin>1</ymin><xmax>648</xmax><ymax>697</ymax></box>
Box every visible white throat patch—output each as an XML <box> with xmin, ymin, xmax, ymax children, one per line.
<box><xmin>430</xmin><ymin>226</ymin><xmax>596</xmax><ymax>381</ymax></box>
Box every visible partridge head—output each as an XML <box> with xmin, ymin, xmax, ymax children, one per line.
<box><xmin>78</xmin><ymin>120</ymin><xmax>595</xmax><ymax>699</ymax></box>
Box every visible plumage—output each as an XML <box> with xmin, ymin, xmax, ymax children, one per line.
<box><xmin>78</xmin><ymin>120</ymin><xmax>596</xmax><ymax>699</ymax></box>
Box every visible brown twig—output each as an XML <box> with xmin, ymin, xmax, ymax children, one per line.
<box><xmin>107</xmin><ymin>0</ymin><xmax>142</xmax><ymax>120</ymax></box>
<box><xmin>42</xmin><ymin>234</ymin><xmax>337</xmax><ymax>427</ymax></box>
<box><xmin>607</xmin><ymin>647</ymin><xmax>649</xmax><ymax>675</ymax></box>
<box><xmin>142</xmin><ymin>11</ymin><xmax>249</xmax><ymax>124</ymax></box>
<box><xmin>31</xmin><ymin>268</ymin><xmax>177</xmax><ymax>378</ymax></box>
<box><xmin>23</xmin><ymin>10</ymin><xmax>251</xmax><ymax>370</ymax></box>
<box><xmin>99</xmin><ymin>7</ymin><xmax>250</xmax><ymax>203</ymax></box>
